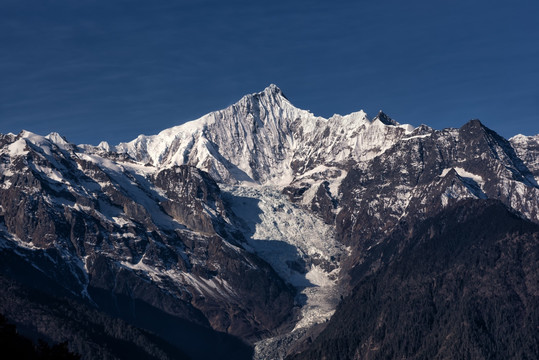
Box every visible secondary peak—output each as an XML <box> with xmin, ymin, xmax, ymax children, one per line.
<box><xmin>373</xmin><ymin>110</ymin><xmax>398</xmax><ymax>126</ymax></box>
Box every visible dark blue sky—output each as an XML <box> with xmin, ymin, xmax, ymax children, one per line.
<box><xmin>1</xmin><ymin>0</ymin><xmax>538</xmax><ymax>145</ymax></box>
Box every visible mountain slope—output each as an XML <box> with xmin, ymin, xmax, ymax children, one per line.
<box><xmin>289</xmin><ymin>199</ymin><xmax>539</xmax><ymax>360</ymax></box>
<box><xmin>0</xmin><ymin>130</ymin><xmax>296</xmax><ymax>347</ymax></box>
<box><xmin>0</xmin><ymin>276</ymin><xmax>194</xmax><ymax>360</ymax></box>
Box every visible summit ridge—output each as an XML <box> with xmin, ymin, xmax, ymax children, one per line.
<box><xmin>116</xmin><ymin>84</ymin><xmax>415</xmax><ymax>185</ymax></box>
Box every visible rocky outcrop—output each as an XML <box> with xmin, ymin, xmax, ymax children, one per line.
<box><xmin>152</xmin><ymin>166</ymin><xmax>225</xmax><ymax>234</ymax></box>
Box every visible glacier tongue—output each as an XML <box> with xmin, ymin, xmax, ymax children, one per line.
<box><xmin>222</xmin><ymin>185</ymin><xmax>344</xmax><ymax>288</ymax></box>
<box><xmin>222</xmin><ymin>185</ymin><xmax>347</xmax><ymax>358</ymax></box>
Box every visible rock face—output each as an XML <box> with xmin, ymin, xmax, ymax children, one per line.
<box><xmin>1</xmin><ymin>85</ymin><xmax>539</xmax><ymax>359</ymax></box>
<box><xmin>0</xmin><ymin>130</ymin><xmax>296</xmax><ymax>351</ymax></box>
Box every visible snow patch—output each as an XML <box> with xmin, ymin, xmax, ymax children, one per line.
<box><xmin>401</xmin><ymin>133</ymin><xmax>430</xmax><ymax>140</ymax></box>
<box><xmin>7</xmin><ymin>138</ymin><xmax>28</xmax><ymax>156</ymax></box>
<box><xmin>441</xmin><ymin>167</ymin><xmax>485</xmax><ymax>185</ymax></box>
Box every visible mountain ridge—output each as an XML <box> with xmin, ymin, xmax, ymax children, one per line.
<box><xmin>1</xmin><ymin>85</ymin><xmax>539</xmax><ymax>359</ymax></box>
<box><xmin>114</xmin><ymin>84</ymin><xmax>414</xmax><ymax>185</ymax></box>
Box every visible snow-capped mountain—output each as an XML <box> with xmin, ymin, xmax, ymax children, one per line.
<box><xmin>1</xmin><ymin>85</ymin><xmax>538</xmax><ymax>359</ymax></box>
<box><xmin>115</xmin><ymin>85</ymin><xmax>414</xmax><ymax>185</ymax></box>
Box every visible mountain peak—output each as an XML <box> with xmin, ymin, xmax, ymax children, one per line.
<box><xmin>460</xmin><ymin>119</ymin><xmax>485</xmax><ymax>132</ymax></box>
<box><xmin>18</xmin><ymin>129</ymin><xmax>38</xmax><ymax>138</ymax></box>
<box><xmin>373</xmin><ymin>110</ymin><xmax>398</xmax><ymax>126</ymax></box>
<box><xmin>250</xmin><ymin>84</ymin><xmax>289</xmax><ymax>102</ymax></box>
<box><xmin>45</xmin><ymin>132</ymin><xmax>70</xmax><ymax>147</ymax></box>
<box><xmin>262</xmin><ymin>83</ymin><xmax>284</xmax><ymax>96</ymax></box>
<box><xmin>228</xmin><ymin>84</ymin><xmax>299</xmax><ymax>124</ymax></box>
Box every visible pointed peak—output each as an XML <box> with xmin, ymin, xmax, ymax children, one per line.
<box><xmin>235</xmin><ymin>84</ymin><xmax>293</xmax><ymax>111</ymax></box>
<box><xmin>18</xmin><ymin>129</ymin><xmax>38</xmax><ymax>138</ymax></box>
<box><xmin>45</xmin><ymin>132</ymin><xmax>69</xmax><ymax>145</ymax></box>
<box><xmin>259</xmin><ymin>84</ymin><xmax>288</xmax><ymax>100</ymax></box>
<box><xmin>263</xmin><ymin>83</ymin><xmax>281</xmax><ymax>93</ymax></box>
<box><xmin>460</xmin><ymin>119</ymin><xmax>505</xmax><ymax>138</ymax></box>
<box><xmin>461</xmin><ymin>118</ymin><xmax>484</xmax><ymax>129</ymax></box>
<box><xmin>373</xmin><ymin>110</ymin><xmax>399</xmax><ymax>126</ymax></box>
<box><xmin>459</xmin><ymin>119</ymin><xmax>502</xmax><ymax>139</ymax></box>
<box><xmin>98</xmin><ymin>141</ymin><xmax>111</xmax><ymax>152</ymax></box>
<box><xmin>336</xmin><ymin>110</ymin><xmax>369</xmax><ymax>125</ymax></box>
<box><xmin>265</xmin><ymin>83</ymin><xmax>281</xmax><ymax>92</ymax></box>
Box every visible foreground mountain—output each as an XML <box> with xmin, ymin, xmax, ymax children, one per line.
<box><xmin>0</xmin><ymin>311</ymin><xmax>81</xmax><ymax>360</ymax></box>
<box><xmin>1</xmin><ymin>85</ymin><xmax>538</xmax><ymax>359</ymax></box>
<box><xmin>289</xmin><ymin>199</ymin><xmax>539</xmax><ymax>360</ymax></box>
<box><xmin>0</xmin><ymin>276</ymin><xmax>191</xmax><ymax>360</ymax></box>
